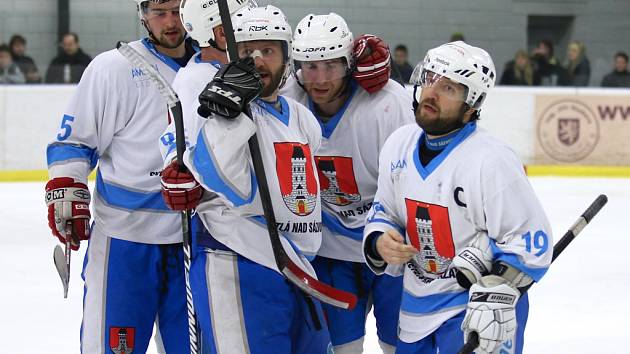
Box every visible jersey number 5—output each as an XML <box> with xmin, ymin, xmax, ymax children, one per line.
<box><xmin>57</xmin><ymin>115</ymin><xmax>75</xmax><ymax>141</ymax></box>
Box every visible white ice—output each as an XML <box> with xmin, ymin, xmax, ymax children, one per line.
<box><xmin>1</xmin><ymin>177</ymin><xmax>628</xmax><ymax>353</ymax></box>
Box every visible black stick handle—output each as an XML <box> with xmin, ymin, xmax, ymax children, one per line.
<box><xmin>458</xmin><ymin>194</ymin><xmax>608</xmax><ymax>354</ymax></box>
<box><xmin>217</xmin><ymin>0</ymin><xmax>289</xmax><ymax>267</ymax></box>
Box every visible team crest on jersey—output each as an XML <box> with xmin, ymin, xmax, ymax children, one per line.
<box><xmin>405</xmin><ymin>199</ymin><xmax>455</xmax><ymax>279</ymax></box>
<box><xmin>315</xmin><ymin>156</ymin><xmax>361</xmax><ymax>206</ymax></box>
<box><xmin>274</xmin><ymin>142</ymin><xmax>318</xmax><ymax>216</ymax></box>
<box><xmin>109</xmin><ymin>327</ymin><xmax>135</xmax><ymax>354</ymax></box>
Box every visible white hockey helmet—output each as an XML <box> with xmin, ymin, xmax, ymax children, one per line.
<box><xmin>411</xmin><ymin>41</ymin><xmax>496</xmax><ymax>109</ymax></box>
<box><xmin>132</xmin><ymin>0</ymin><xmax>177</xmax><ymax>20</ymax></box>
<box><xmin>233</xmin><ymin>6</ymin><xmax>293</xmax><ymax>86</ymax></box>
<box><xmin>233</xmin><ymin>5</ymin><xmax>292</xmax><ymax>55</ymax></box>
<box><xmin>292</xmin><ymin>13</ymin><xmax>354</xmax><ymax>66</ymax></box>
<box><xmin>179</xmin><ymin>0</ymin><xmax>255</xmax><ymax>47</ymax></box>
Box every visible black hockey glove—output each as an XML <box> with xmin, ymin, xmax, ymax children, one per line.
<box><xmin>198</xmin><ymin>57</ymin><xmax>263</xmax><ymax>119</ymax></box>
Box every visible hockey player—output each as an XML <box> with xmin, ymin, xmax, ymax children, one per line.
<box><xmin>161</xmin><ymin>5</ymin><xmax>331</xmax><ymax>353</ymax></box>
<box><xmin>159</xmin><ymin>0</ymin><xmax>255</xmax><ymax>210</ymax></box>
<box><xmin>281</xmin><ymin>13</ymin><xmax>415</xmax><ymax>354</ymax></box>
<box><xmin>362</xmin><ymin>41</ymin><xmax>553</xmax><ymax>354</ymax></box>
<box><xmin>44</xmin><ymin>0</ymin><xmax>196</xmax><ymax>352</ymax></box>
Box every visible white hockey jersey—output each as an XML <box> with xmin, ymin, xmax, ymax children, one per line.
<box><xmin>184</xmin><ymin>97</ymin><xmax>323</xmax><ymax>274</ymax></box>
<box><xmin>47</xmin><ymin>39</ymin><xmax>190</xmax><ymax>244</ymax></box>
<box><xmin>161</xmin><ymin>52</ymin><xmax>221</xmax><ymax>163</ymax></box>
<box><xmin>363</xmin><ymin>122</ymin><xmax>553</xmax><ymax>343</ymax></box>
<box><xmin>281</xmin><ymin>78</ymin><xmax>415</xmax><ymax>262</ymax></box>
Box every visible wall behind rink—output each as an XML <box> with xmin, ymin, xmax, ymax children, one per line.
<box><xmin>0</xmin><ymin>86</ymin><xmax>629</xmax><ymax>178</ymax></box>
<box><xmin>2</xmin><ymin>0</ymin><xmax>630</xmax><ymax>87</ymax></box>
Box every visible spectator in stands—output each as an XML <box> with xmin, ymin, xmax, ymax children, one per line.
<box><xmin>9</xmin><ymin>34</ymin><xmax>41</xmax><ymax>83</ymax></box>
<box><xmin>531</xmin><ymin>39</ymin><xmax>568</xmax><ymax>86</ymax></box>
<box><xmin>601</xmin><ymin>51</ymin><xmax>630</xmax><ymax>88</ymax></box>
<box><xmin>0</xmin><ymin>44</ymin><xmax>25</xmax><ymax>84</ymax></box>
<box><xmin>500</xmin><ymin>49</ymin><xmax>540</xmax><ymax>86</ymax></box>
<box><xmin>392</xmin><ymin>44</ymin><xmax>414</xmax><ymax>83</ymax></box>
<box><xmin>45</xmin><ymin>32</ymin><xmax>92</xmax><ymax>84</ymax></box>
<box><xmin>450</xmin><ymin>32</ymin><xmax>465</xmax><ymax>42</ymax></box>
<box><xmin>565</xmin><ymin>40</ymin><xmax>590</xmax><ymax>86</ymax></box>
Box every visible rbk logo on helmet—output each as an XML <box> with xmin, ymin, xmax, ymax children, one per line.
<box><xmin>249</xmin><ymin>25</ymin><xmax>268</xmax><ymax>31</ymax></box>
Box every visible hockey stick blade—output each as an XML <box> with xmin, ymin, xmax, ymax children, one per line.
<box><xmin>53</xmin><ymin>245</ymin><xmax>69</xmax><ymax>298</ymax></box>
<box><xmin>459</xmin><ymin>194</ymin><xmax>608</xmax><ymax>354</ymax></box>
<box><xmin>217</xmin><ymin>0</ymin><xmax>357</xmax><ymax>310</ymax></box>
<box><xmin>284</xmin><ymin>262</ymin><xmax>357</xmax><ymax>310</ymax></box>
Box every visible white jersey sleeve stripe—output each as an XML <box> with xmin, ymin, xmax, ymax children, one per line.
<box><xmin>191</xmin><ymin>129</ymin><xmax>258</xmax><ymax>207</ymax></box>
<box><xmin>46</xmin><ymin>142</ymin><xmax>98</xmax><ymax>169</ymax></box>
<box><xmin>489</xmin><ymin>242</ymin><xmax>549</xmax><ymax>281</ymax></box>
<box><xmin>400</xmin><ymin>289</ymin><xmax>468</xmax><ymax>315</ymax></box>
<box><xmin>95</xmin><ymin>171</ymin><xmax>169</xmax><ymax>212</ymax></box>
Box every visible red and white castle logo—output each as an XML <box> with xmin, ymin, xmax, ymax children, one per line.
<box><xmin>275</xmin><ymin>142</ymin><xmax>318</xmax><ymax>216</ymax></box>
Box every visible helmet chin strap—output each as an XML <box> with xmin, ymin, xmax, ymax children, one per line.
<box><xmin>208</xmin><ymin>39</ymin><xmax>226</xmax><ymax>53</ymax></box>
<box><xmin>141</xmin><ymin>19</ymin><xmax>160</xmax><ymax>44</ymax></box>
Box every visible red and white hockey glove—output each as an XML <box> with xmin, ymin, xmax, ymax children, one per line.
<box><xmin>352</xmin><ymin>34</ymin><xmax>391</xmax><ymax>94</ymax></box>
<box><xmin>45</xmin><ymin>177</ymin><xmax>91</xmax><ymax>250</ymax></box>
<box><xmin>161</xmin><ymin>160</ymin><xmax>203</xmax><ymax>211</ymax></box>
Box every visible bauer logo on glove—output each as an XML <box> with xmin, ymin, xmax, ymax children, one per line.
<box><xmin>470</xmin><ymin>291</ymin><xmax>517</xmax><ymax>305</ymax></box>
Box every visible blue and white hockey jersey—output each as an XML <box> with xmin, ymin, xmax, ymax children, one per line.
<box><xmin>47</xmin><ymin>39</ymin><xmax>188</xmax><ymax>244</ymax></box>
<box><xmin>282</xmin><ymin>78</ymin><xmax>414</xmax><ymax>262</ymax></box>
<box><xmin>161</xmin><ymin>52</ymin><xmax>221</xmax><ymax>163</ymax></box>
<box><xmin>363</xmin><ymin>122</ymin><xmax>553</xmax><ymax>343</ymax></box>
<box><xmin>183</xmin><ymin>97</ymin><xmax>324</xmax><ymax>274</ymax></box>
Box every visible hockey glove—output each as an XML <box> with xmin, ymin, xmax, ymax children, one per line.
<box><xmin>161</xmin><ymin>160</ymin><xmax>203</xmax><ymax>211</ymax></box>
<box><xmin>45</xmin><ymin>177</ymin><xmax>91</xmax><ymax>250</ymax></box>
<box><xmin>198</xmin><ymin>57</ymin><xmax>263</xmax><ymax>119</ymax></box>
<box><xmin>462</xmin><ymin>275</ymin><xmax>520</xmax><ymax>353</ymax></box>
<box><xmin>352</xmin><ymin>34</ymin><xmax>391</xmax><ymax>94</ymax></box>
<box><xmin>452</xmin><ymin>232</ymin><xmax>494</xmax><ymax>289</ymax></box>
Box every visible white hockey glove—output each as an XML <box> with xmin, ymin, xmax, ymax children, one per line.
<box><xmin>462</xmin><ymin>274</ymin><xmax>520</xmax><ymax>353</ymax></box>
<box><xmin>452</xmin><ymin>232</ymin><xmax>493</xmax><ymax>289</ymax></box>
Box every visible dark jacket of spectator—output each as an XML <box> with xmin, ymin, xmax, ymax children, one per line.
<box><xmin>500</xmin><ymin>50</ymin><xmax>540</xmax><ymax>86</ymax></box>
<box><xmin>13</xmin><ymin>55</ymin><xmax>39</xmax><ymax>83</ymax></box>
<box><xmin>601</xmin><ymin>52</ymin><xmax>630</xmax><ymax>88</ymax></box>
<box><xmin>45</xmin><ymin>48</ymin><xmax>92</xmax><ymax>83</ymax></box>
<box><xmin>392</xmin><ymin>44</ymin><xmax>414</xmax><ymax>84</ymax></box>
<box><xmin>392</xmin><ymin>62</ymin><xmax>414</xmax><ymax>84</ymax></box>
<box><xmin>601</xmin><ymin>70</ymin><xmax>630</xmax><ymax>88</ymax></box>
<box><xmin>10</xmin><ymin>35</ymin><xmax>41</xmax><ymax>83</ymax></box>
<box><xmin>565</xmin><ymin>41</ymin><xmax>590</xmax><ymax>86</ymax></box>
<box><xmin>530</xmin><ymin>39</ymin><xmax>570</xmax><ymax>86</ymax></box>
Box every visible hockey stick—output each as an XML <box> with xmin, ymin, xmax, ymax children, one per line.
<box><xmin>53</xmin><ymin>221</ymin><xmax>73</xmax><ymax>298</ymax></box>
<box><xmin>116</xmin><ymin>42</ymin><xmax>201</xmax><ymax>354</ymax></box>
<box><xmin>458</xmin><ymin>194</ymin><xmax>608</xmax><ymax>354</ymax></box>
<box><xmin>217</xmin><ymin>0</ymin><xmax>357</xmax><ymax>310</ymax></box>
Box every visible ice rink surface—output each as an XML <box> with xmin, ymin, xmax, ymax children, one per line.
<box><xmin>1</xmin><ymin>177</ymin><xmax>628</xmax><ymax>353</ymax></box>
